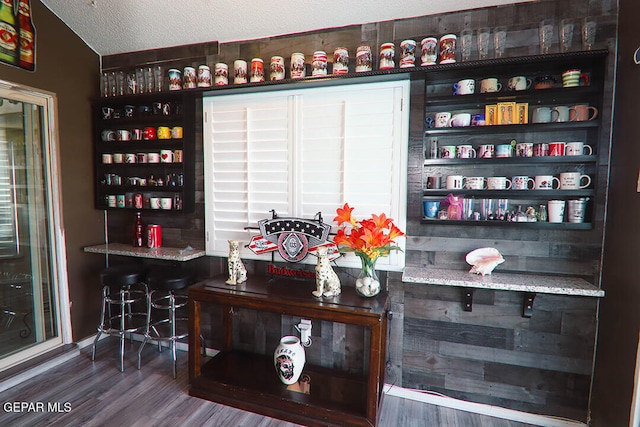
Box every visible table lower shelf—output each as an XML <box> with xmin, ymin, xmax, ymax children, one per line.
<box><xmin>190</xmin><ymin>350</ymin><xmax>376</xmax><ymax>427</ymax></box>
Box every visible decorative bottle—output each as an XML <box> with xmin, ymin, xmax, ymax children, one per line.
<box><xmin>133</xmin><ymin>212</ymin><xmax>144</xmax><ymax>247</ymax></box>
<box><xmin>17</xmin><ymin>0</ymin><xmax>35</xmax><ymax>70</ymax></box>
<box><xmin>274</xmin><ymin>336</ymin><xmax>306</xmax><ymax>385</ymax></box>
<box><xmin>0</xmin><ymin>0</ymin><xmax>17</xmax><ymax>65</ymax></box>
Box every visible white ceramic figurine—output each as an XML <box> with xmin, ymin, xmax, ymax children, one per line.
<box><xmin>226</xmin><ymin>240</ymin><xmax>247</xmax><ymax>285</ymax></box>
<box><xmin>312</xmin><ymin>246</ymin><xmax>341</xmax><ymax>298</ymax></box>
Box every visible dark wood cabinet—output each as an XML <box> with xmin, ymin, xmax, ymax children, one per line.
<box><xmin>188</xmin><ymin>277</ymin><xmax>389</xmax><ymax>427</ymax></box>
<box><xmin>420</xmin><ymin>50</ymin><xmax>608</xmax><ymax>228</ymax></box>
<box><xmin>93</xmin><ymin>91</ymin><xmax>199</xmax><ymax>213</ymax></box>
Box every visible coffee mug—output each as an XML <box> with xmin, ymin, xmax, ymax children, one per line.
<box><xmin>532</xmin><ymin>107</ymin><xmax>559</xmax><ymax>123</ymax></box>
<box><xmin>117</xmin><ymin>129</ymin><xmax>131</xmax><ymax>141</ymax></box>
<box><xmin>549</xmin><ymin>142</ymin><xmax>566</xmax><ymax>157</ymax></box>
<box><xmin>148</xmin><ymin>152</ymin><xmax>161</xmax><ymax>163</ymax></box>
<box><xmin>160</xmin><ymin>150</ymin><xmax>174</xmax><ymax>163</ymax></box>
<box><xmin>570</xmin><ymin>104</ymin><xmax>598</xmax><ymax>121</ymax></box>
<box><xmin>487</xmin><ymin>176</ymin><xmax>512</xmax><ymax>190</ymax></box>
<box><xmin>143</xmin><ymin>127</ymin><xmax>157</xmax><ymax>140</ymax></box>
<box><xmin>435</xmin><ymin>112</ymin><xmax>452</xmax><ymax>128</ymax></box>
<box><xmin>171</xmin><ymin>126</ymin><xmax>183</xmax><ymax>139</ymax></box>
<box><xmin>535</xmin><ymin>175</ymin><xmax>560</xmax><ymax>190</ymax></box>
<box><xmin>471</xmin><ymin>113</ymin><xmax>486</xmax><ymax>126</ymax></box>
<box><xmin>124</xmin><ymin>153</ymin><xmax>136</xmax><ymax>164</ymax></box>
<box><xmin>113</xmin><ymin>153</ymin><xmax>124</xmax><ymax>164</ymax></box>
<box><xmin>160</xmin><ymin>197</ymin><xmax>173</xmax><ymax>210</ymax></box>
<box><xmin>440</xmin><ymin>145</ymin><xmax>456</xmax><ymax>159</ymax></box>
<box><xmin>101</xmin><ymin>129</ymin><xmax>116</xmax><ymax>142</ymax></box>
<box><xmin>562</xmin><ymin>69</ymin><xmax>589</xmax><ymax>87</ymax></box>
<box><xmin>453</xmin><ymin>79</ymin><xmax>475</xmax><ymax>95</ymax></box>
<box><xmin>456</xmin><ymin>145</ymin><xmax>476</xmax><ymax>159</ymax></box>
<box><xmin>548</xmin><ymin>200</ymin><xmax>566</xmax><ymax>223</ymax></box>
<box><xmin>495</xmin><ymin>144</ymin><xmax>513</xmax><ymax>158</ymax></box>
<box><xmin>101</xmin><ymin>107</ymin><xmax>114</xmax><ymax>119</ymax></box>
<box><xmin>446</xmin><ymin>175</ymin><xmax>465</xmax><ymax>190</ymax></box>
<box><xmin>136</xmin><ymin>153</ymin><xmax>148</xmax><ymax>163</ymax></box>
<box><xmin>515</xmin><ymin>143</ymin><xmax>533</xmax><ymax>158</ymax></box>
<box><xmin>107</xmin><ymin>195</ymin><xmax>117</xmax><ymax>208</ymax></box>
<box><xmin>173</xmin><ymin>149</ymin><xmax>183</xmax><ymax>162</ymax></box>
<box><xmin>449</xmin><ymin>113</ymin><xmax>471</xmax><ymax>127</ymax></box>
<box><xmin>560</xmin><ymin>172</ymin><xmax>591</xmax><ymax>189</ymax></box>
<box><xmin>507</xmin><ymin>76</ymin><xmax>532</xmax><ymax>91</ymax></box>
<box><xmin>157</xmin><ymin>126</ymin><xmax>171</xmax><ymax>139</ymax></box>
<box><xmin>150</xmin><ymin>197</ymin><xmax>162</xmax><ymax>210</ymax></box>
<box><xmin>425</xmin><ymin>176</ymin><xmax>440</xmax><ymax>189</ymax></box>
<box><xmin>565</xmin><ymin>141</ymin><xmax>593</xmax><ymax>156</ymax></box>
<box><xmin>116</xmin><ymin>194</ymin><xmax>126</xmax><ymax>208</ymax></box>
<box><xmin>551</xmin><ymin>106</ymin><xmax>577</xmax><ymax>122</ymax></box>
<box><xmin>102</xmin><ymin>153</ymin><xmax>113</xmax><ymax>164</ymax></box>
<box><xmin>478</xmin><ymin>144</ymin><xmax>494</xmax><ymax>158</ymax></box>
<box><xmin>124</xmin><ymin>105</ymin><xmax>135</xmax><ymax>118</ymax></box>
<box><xmin>439</xmin><ymin>34</ymin><xmax>457</xmax><ymax>64</ymax></box>
<box><xmin>131</xmin><ymin>128</ymin><xmax>143</xmax><ymax>140</ymax></box>
<box><xmin>424</xmin><ymin>201</ymin><xmax>440</xmax><ymax>218</ymax></box>
<box><xmin>511</xmin><ymin>175</ymin><xmax>535</xmax><ymax>190</ymax></box>
<box><xmin>533</xmin><ymin>143</ymin><xmax>549</xmax><ymax>157</ymax></box>
<box><xmin>480</xmin><ymin>78</ymin><xmax>502</xmax><ymax>93</ymax></box>
<box><xmin>464</xmin><ymin>176</ymin><xmax>486</xmax><ymax>190</ymax></box>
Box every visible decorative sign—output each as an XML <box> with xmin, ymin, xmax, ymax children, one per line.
<box><xmin>0</xmin><ymin>0</ymin><xmax>36</xmax><ymax>71</ymax></box>
<box><xmin>247</xmin><ymin>211</ymin><xmax>340</xmax><ymax>262</ymax></box>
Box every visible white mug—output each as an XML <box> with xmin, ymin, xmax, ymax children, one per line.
<box><xmin>453</xmin><ymin>79</ymin><xmax>475</xmax><ymax>95</ymax></box>
<box><xmin>515</xmin><ymin>143</ymin><xmax>533</xmax><ymax>158</ymax></box>
<box><xmin>148</xmin><ymin>152</ymin><xmax>161</xmax><ymax>163</ymax></box>
<box><xmin>548</xmin><ymin>200</ymin><xmax>566</xmax><ymax>223</ymax></box>
<box><xmin>449</xmin><ymin>113</ymin><xmax>471</xmax><ymax>127</ymax></box>
<box><xmin>160</xmin><ymin>150</ymin><xmax>174</xmax><ymax>163</ymax></box>
<box><xmin>435</xmin><ymin>112</ymin><xmax>452</xmax><ymax>128</ymax></box>
<box><xmin>495</xmin><ymin>144</ymin><xmax>513</xmax><ymax>158</ymax></box>
<box><xmin>535</xmin><ymin>175</ymin><xmax>560</xmax><ymax>190</ymax></box>
<box><xmin>478</xmin><ymin>144</ymin><xmax>494</xmax><ymax>158</ymax></box>
<box><xmin>565</xmin><ymin>141</ymin><xmax>593</xmax><ymax>156</ymax></box>
<box><xmin>464</xmin><ymin>176</ymin><xmax>486</xmax><ymax>190</ymax></box>
<box><xmin>446</xmin><ymin>175</ymin><xmax>465</xmax><ymax>190</ymax></box>
<box><xmin>124</xmin><ymin>153</ymin><xmax>136</xmax><ymax>164</ymax></box>
<box><xmin>440</xmin><ymin>145</ymin><xmax>456</xmax><ymax>159</ymax></box>
<box><xmin>150</xmin><ymin>197</ymin><xmax>162</xmax><ymax>210</ymax></box>
<box><xmin>480</xmin><ymin>78</ymin><xmax>502</xmax><ymax>93</ymax></box>
<box><xmin>511</xmin><ymin>175</ymin><xmax>535</xmax><ymax>190</ymax></box>
<box><xmin>456</xmin><ymin>144</ymin><xmax>476</xmax><ymax>159</ymax></box>
<box><xmin>560</xmin><ymin>172</ymin><xmax>591</xmax><ymax>189</ymax></box>
<box><xmin>507</xmin><ymin>75</ymin><xmax>532</xmax><ymax>91</ymax></box>
<box><xmin>487</xmin><ymin>176</ymin><xmax>512</xmax><ymax>190</ymax></box>
<box><xmin>160</xmin><ymin>197</ymin><xmax>173</xmax><ymax>210</ymax></box>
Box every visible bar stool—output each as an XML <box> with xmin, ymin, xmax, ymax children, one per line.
<box><xmin>137</xmin><ymin>268</ymin><xmax>193</xmax><ymax>378</ymax></box>
<box><xmin>91</xmin><ymin>264</ymin><xmax>149</xmax><ymax>372</ymax></box>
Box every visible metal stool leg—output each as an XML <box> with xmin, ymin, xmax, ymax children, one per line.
<box><xmin>92</xmin><ymin>286</ymin><xmax>109</xmax><ymax>361</ymax></box>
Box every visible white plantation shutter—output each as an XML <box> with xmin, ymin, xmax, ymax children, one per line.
<box><xmin>204</xmin><ymin>78</ymin><xmax>409</xmax><ymax>270</ymax></box>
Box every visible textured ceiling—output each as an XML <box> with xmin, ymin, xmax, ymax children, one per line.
<box><xmin>40</xmin><ymin>0</ymin><xmax>529</xmax><ymax>56</ymax></box>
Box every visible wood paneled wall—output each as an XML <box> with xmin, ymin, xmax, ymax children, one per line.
<box><xmin>101</xmin><ymin>0</ymin><xmax>617</xmax><ymax>421</ymax></box>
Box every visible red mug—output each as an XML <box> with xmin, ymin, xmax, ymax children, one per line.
<box><xmin>147</xmin><ymin>224</ymin><xmax>162</xmax><ymax>248</ymax></box>
<box><xmin>143</xmin><ymin>127</ymin><xmax>157</xmax><ymax>140</ymax></box>
<box><xmin>549</xmin><ymin>142</ymin><xmax>566</xmax><ymax>157</ymax></box>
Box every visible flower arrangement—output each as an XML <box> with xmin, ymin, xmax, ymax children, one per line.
<box><xmin>332</xmin><ymin>203</ymin><xmax>404</xmax><ymax>297</ymax></box>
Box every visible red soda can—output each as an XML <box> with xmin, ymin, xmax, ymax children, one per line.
<box><xmin>147</xmin><ymin>224</ymin><xmax>162</xmax><ymax>248</ymax></box>
<box><xmin>134</xmin><ymin>193</ymin><xmax>143</xmax><ymax>209</ymax></box>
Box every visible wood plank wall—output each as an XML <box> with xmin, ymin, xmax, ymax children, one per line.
<box><xmin>101</xmin><ymin>0</ymin><xmax>617</xmax><ymax>421</ymax></box>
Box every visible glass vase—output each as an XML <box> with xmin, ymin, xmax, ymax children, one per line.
<box><xmin>355</xmin><ymin>255</ymin><xmax>381</xmax><ymax>297</ymax></box>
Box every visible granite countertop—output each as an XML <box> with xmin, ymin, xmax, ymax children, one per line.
<box><xmin>402</xmin><ymin>267</ymin><xmax>605</xmax><ymax>297</ymax></box>
<box><xmin>83</xmin><ymin>243</ymin><xmax>206</xmax><ymax>262</ymax></box>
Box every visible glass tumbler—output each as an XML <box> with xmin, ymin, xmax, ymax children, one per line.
<box><xmin>477</xmin><ymin>27</ymin><xmax>491</xmax><ymax>60</ymax></box>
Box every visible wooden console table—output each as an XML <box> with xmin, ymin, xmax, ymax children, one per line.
<box><xmin>188</xmin><ymin>276</ymin><xmax>389</xmax><ymax>427</ymax></box>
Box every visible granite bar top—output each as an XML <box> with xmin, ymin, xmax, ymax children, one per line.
<box><xmin>402</xmin><ymin>267</ymin><xmax>605</xmax><ymax>297</ymax></box>
<box><xmin>83</xmin><ymin>243</ymin><xmax>206</xmax><ymax>262</ymax></box>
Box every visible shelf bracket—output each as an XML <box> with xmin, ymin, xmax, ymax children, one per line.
<box><xmin>523</xmin><ymin>292</ymin><xmax>536</xmax><ymax>318</ymax></box>
<box><xmin>462</xmin><ymin>288</ymin><xmax>474</xmax><ymax>312</ymax></box>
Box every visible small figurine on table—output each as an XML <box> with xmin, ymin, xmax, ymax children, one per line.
<box><xmin>226</xmin><ymin>240</ymin><xmax>247</xmax><ymax>285</ymax></box>
<box><xmin>312</xmin><ymin>246</ymin><xmax>341</xmax><ymax>298</ymax></box>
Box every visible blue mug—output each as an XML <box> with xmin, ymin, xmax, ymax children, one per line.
<box><xmin>424</xmin><ymin>201</ymin><xmax>440</xmax><ymax>218</ymax></box>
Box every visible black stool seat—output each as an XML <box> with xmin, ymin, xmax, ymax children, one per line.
<box><xmin>100</xmin><ymin>265</ymin><xmax>148</xmax><ymax>287</ymax></box>
<box><xmin>147</xmin><ymin>269</ymin><xmax>193</xmax><ymax>291</ymax></box>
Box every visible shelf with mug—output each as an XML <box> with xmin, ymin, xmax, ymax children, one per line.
<box><xmin>419</xmin><ymin>217</ymin><xmax>593</xmax><ymax>229</ymax></box>
<box><xmin>423</xmin><ymin>121</ymin><xmax>599</xmax><ymax>136</ymax></box>
<box><xmin>423</xmin><ymin>155</ymin><xmax>596</xmax><ymax>166</ymax></box>
<box><xmin>423</xmin><ymin>189</ymin><xmax>595</xmax><ymax>198</ymax></box>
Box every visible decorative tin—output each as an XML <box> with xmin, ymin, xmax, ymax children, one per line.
<box><xmin>379</xmin><ymin>42</ymin><xmax>395</xmax><ymax>70</ymax></box>
<box><xmin>214</xmin><ymin>62</ymin><xmax>228</xmax><ymax>86</ymax></box>
<box><xmin>270</xmin><ymin>56</ymin><xmax>285</xmax><ymax>80</ymax></box>
<box><xmin>311</xmin><ymin>51</ymin><xmax>327</xmax><ymax>77</ymax></box>
<box><xmin>250</xmin><ymin>58</ymin><xmax>265</xmax><ymax>83</ymax></box>
<box><xmin>333</xmin><ymin>47</ymin><xmax>349</xmax><ymax>74</ymax></box>
<box><xmin>168</xmin><ymin>68</ymin><xmax>182</xmax><ymax>91</ymax></box>
<box><xmin>183</xmin><ymin>66</ymin><xmax>197</xmax><ymax>89</ymax></box>
<box><xmin>290</xmin><ymin>52</ymin><xmax>306</xmax><ymax>79</ymax></box>
<box><xmin>400</xmin><ymin>39</ymin><xmax>417</xmax><ymax>68</ymax></box>
<box><xmin>355</xmin><ymin>45</ymin><xmax>372</xmax><ymax>72</ymax></box>
<box><xmin>420</xmin><ymin>37</ymin><xmax>438</xmax><ymax>65</ymax></box>
<box><xmin>439</xmin><ymin>34</ymin><xmax>457</xmax><ymax>64</ymax></box>
<box><xmin>197</xmin><ymin>65</ymin><xmax>211</xmax><ymax>87</ymax></box>
<box><xmin>234</xmin><ymin>60</ymin><xmax>248</xmax><ymax>84</ymax></box>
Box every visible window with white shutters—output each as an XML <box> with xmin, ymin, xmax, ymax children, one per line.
<box><xmin>203</xmin><ymin>78</ymin><xmax>409</xmax><ymax>270</ymax></box>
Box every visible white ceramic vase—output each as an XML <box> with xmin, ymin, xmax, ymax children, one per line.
<box><xmin>274</xmin><ymin>335</ymin><xmax>306</xmax><ymax>385</ymax></box>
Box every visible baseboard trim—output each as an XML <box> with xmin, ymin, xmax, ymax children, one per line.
<box><xmin>0</xmin><ymin>347</ymin><xmax>80</xmax><ymax>394</ymax></box>
<box><xmin>383</xmin><ymin>384</ymin><xmax>587</xmax><ymax>427</ymax></box>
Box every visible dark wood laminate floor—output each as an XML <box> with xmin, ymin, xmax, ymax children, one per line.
<box><xmin>0</xmin><ymin>339</ymin><xmax>539</xmax><ymax>427</ymax></box>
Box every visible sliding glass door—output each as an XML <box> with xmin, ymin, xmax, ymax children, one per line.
<box><xmin>0</xmin><ymin>83</ymin><xmax>70</xmax><ymax>370</ymax></box>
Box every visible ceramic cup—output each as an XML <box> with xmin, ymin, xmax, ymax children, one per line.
<box><xmin>549</xmin><ymin>142</ymin><xmax>566</xmax><ymax>157</ymax></box>
<box><xmin>160</xmin><ymin>149</ymin><xmax>174</xmax><ymax>163</ymax></box>
<box><xmin>532</xmin><ymin>107</ymin><xmax>559</xmax><ymax>123</ymax></box>
<box><xmin>515</xmin><ymin>143</ymin><xmax>533</xmax><ymax>158</ymax></box>
<box><xmin>535</xmin><ymin>175</ymin><xmax>560</xmax><ymax>190</ymax></box>
<box><xmin>102</xmin><ymin>153</ymin><xmax>113</xmax><ymax>164</ymax></box>
<box><xmin>425</xmin><ymin>176</ymin><xmax>440</xmax><ymax>189</ymax></box>
<box><xmin>215</xmin><ymin>62</ymin><xmax>229</xmax><ymax>85</ymax></box>
<box><xmin>449</xmin><ymin>113</ymin><xmax>472</xmax><ymax>127</ymax></box>
<box><xmin>439</xmin><ymin>34</ymin><xmax>457</xmax><ymax>64</ymax></box>
<box><xmin>456</xmin><ymin>144</ymin><xmax>476</xmax><ymax>159</ymax></box>
<box><xmin>113</xmin><ymin>153</ymin><xmax>124</xmax><ymax>164</ymax></box>
<box><xmin>565</xmin><ymin>141</ymin><xmax>593</xmax><ymax>156</ymax></box>
<box><xmin>124</xmin><ymin>153</ymin><xmax>136</xmax><ymax>164</ymax></box>
<box><xmin>420</xmin><ymin>37</ymin><xmax>439</xmax><ymax>65</ymax></box>
<box><xmin>136</xmin><ymin>153</ymin><xmax>148</xmax><ymax>163</ymax></box>
<box><xmin>495</xmin><ymin>144</ymin><xmax>513</xmax><ymax>158</ymax></box>
<box><xmin>533</xmin><ymin>143</ymin><xmax>550</xmax><ymax>157</ymax></box>
<box><xmin>157</xmin><ymin>126</ymin><xmax>171</xmax><ymax>139</ymax></box>
<box><xmin>435</xmin><ymin>112</ymin><xmax>452</xmax><ymax>128</ymax></box>
<box><xmin>562</xmin><ymin>69</ymin><xmax>589</xmax><ymax>87</ymax></box>
<box><xmin>465</xmin><ymin>176</ymin><xmax>486</xmax><ymax>190</ymax></box>
<box><xmin>424</xmin><ymin>201</ymin><xmax>440</xmax><ymax>218</ymax></box>
<box><xmin>570</xmin><ymin>104</ymin><xmax>598</xmax><ymax>121</ymax></box>
<box><xmin>511</xmin><ymin>175</ymin><xmax>535</xmax><ymax>190</ymax></box>
<box><xmin>101</xmin><ymin>129</ymin><xmax>116</xmax><ymax>142</ymax></box>
<box><xmin>453</xmin><ymin>79</ymin><xmax>475</xmax><ymax>95</ymax></box>
<box><xmin>234</xmin><ymin>59</ymin><xmax>248</xmax><ymax>84</ymax></box>
<box><xmin>150</xmin><ymin>197</ymin><xmax>162</xmax><ymax>210</ymax></box>
<box><xmin>446</xmin><ymin>175</ymin><xmax>465</xmax><ymax>190</ymax></box>
<box><xmin>480</xmin><ymin>78</ymin><xmax>502</xmax><ymax>93</ymax></box>
<box><xmin>117</xmin><ymin>129</ymin><xmax>131</xmax><ymax>141</ymax></box>
<box><xmin>160</xmin><ymin>197</ymin><xmax>173</xmax><ymax>210</ymax></box>
<box><xmin>548</xmin><ymin>200</ymin><xmax>566</xmax><ymax>223</ymax></box>
<box><xmin>148</xmin><ymin>152</ymin><xmax>161</xmax><ymax>163</ymax></box>
<box><xmin>507</xmin><ymin>75</ymin><xmax>532</xmax><ymax>91</ymax></box>
<box><xmin>440</xmin><ymin>145</ymin><xmax>456</xmax><ymax>159</ymax></box>
<box><xmin>478</xmin><ymin>144</ymin><xmax>494</xmax><ymax>158</ymax></box>
<box><xmin>171</xmin><ymin>126</ymin><xmax>183</xmax><ymax>139</ymax></box>
<box><xmin>560</xmin><ymin>172</ymin><xmax>591</xmax><ymax>189</ymax></box>
<box><xmin>551</xmin><ymin>106</ymin><xmax>577</xmax><ymax>122</ymax></box>
<box><xmin>487</xmin><ymin>176</ymin><xmax>512</xmax><ymax>190</ymax></box>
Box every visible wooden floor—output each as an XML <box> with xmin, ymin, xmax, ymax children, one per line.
<box><xmin>0</xmin><ymin>339</ymin><xmax>539</xmax><ymax>427</ymax></box>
